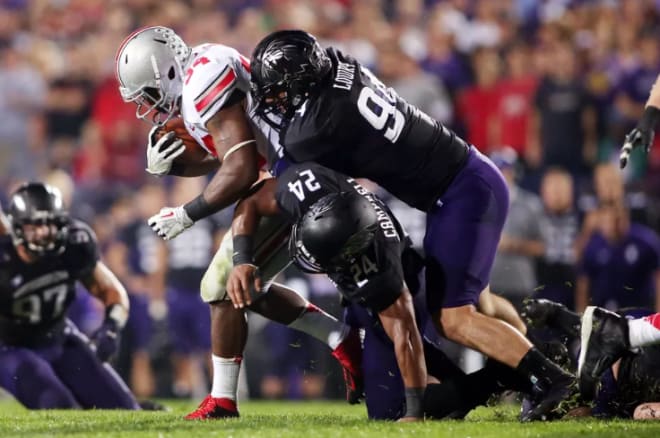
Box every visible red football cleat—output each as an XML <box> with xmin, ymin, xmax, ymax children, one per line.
<box><xmin>184</xmin><ymin>395</ymin><xmax>239</xmax><ymax>420</ymax></box>
<box><xmin>331</xmin><ymin>329</ymin><xmax>364</xmax><ymax>404</ymax></box>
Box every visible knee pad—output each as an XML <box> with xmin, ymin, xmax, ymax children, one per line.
<box><xmin>200</xmin><ymin>232</ymin><xmax>233</xmax><ymax>303</ymax></box>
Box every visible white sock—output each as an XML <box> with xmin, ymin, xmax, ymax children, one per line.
<box><xmin>287</xmin><ymin>303</ymin><xmax>350</xmax><ymax>350</ymax></box>
<box><xmin>210</xmin><ymin>355</ymin><xmax>241</xmax><ymax>400</ymax></box>
<box><xmin>628</xmin><ymin>313</ymin><xmax>660</xmax><ymax>348</ymax></box>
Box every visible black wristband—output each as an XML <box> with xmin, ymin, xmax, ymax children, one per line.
<box><xmin>404</xmin><ymin>387</ymin><xmax>425</xmax><ymax>418</ymax></box>
<box><xmin>232</xmin><ymin>234</ymin><xmax>254</xmax><ymax>265</ymax></box>
<box><xmin>637</xmin><ymin>106</ymin><xmax>660</xmax><ymax>133</ymax></box>
<box><xmin>183</xmin><ymin>194</ymin><xmax>214</xmax><ymax>222</ymax></box>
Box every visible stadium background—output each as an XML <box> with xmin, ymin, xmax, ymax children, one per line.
<box><xmin>1</xmin><ymin>0</ymin><xmax>659</xmax><ymax>403</ymax></box>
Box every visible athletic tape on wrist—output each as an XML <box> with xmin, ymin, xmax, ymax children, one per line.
<box><xmin>107</xmin><ymin>304</ymin><xmax>129</xmax><ymax>330</ymax></box>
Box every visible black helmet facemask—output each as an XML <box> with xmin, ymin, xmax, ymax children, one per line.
<box><xmin>251</xmin><ymin>30</ymin><xmax>332</xmax><ymax>130</ymax></box>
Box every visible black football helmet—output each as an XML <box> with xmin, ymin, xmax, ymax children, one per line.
<box><xmin>6</xmin><ymin>182</ymin><xmax>69</xmax><ymax>257</ymax></box>
<box><xmin>290</xmin><ymin>192</ymin><xmax>378</xmax><ymax>273</ymax></box>
<box><xmin>250</xmin><ymin>30</ymin><xmax>332</xmax><ymax>128</ymax></box>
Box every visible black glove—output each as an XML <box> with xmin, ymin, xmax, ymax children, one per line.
<box><xmin>91</xmin><ymin>305</ymin><xmax>127</xmax><ymax>362</ymax></box>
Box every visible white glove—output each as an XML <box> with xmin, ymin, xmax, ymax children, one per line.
<box><xmin>148</xmin><ymin>206</ymin><xmax>194</xmax><ymax>240</ymax></box>
<box><xmin>146</xmin><ymin>125</ymin><xmax>185</xmax><ymax>176</ymax></box>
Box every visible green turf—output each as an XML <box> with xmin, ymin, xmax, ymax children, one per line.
<box><xmin>1</xmin><ymin>399</ymin><xmax>660</xmax><ymax>438</ymax></box>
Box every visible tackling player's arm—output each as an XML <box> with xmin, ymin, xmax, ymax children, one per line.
<box><xmin>81</xmin><ymin>262</ymin><xmax>130</xmax><ymax>361</ymax></box>
<box><xmin>226</xmin><ymin>179</ymin><xmax>280</xmax><ymax>308</ymax></box>
<box><xmin>377</xmin><ymin>290</ymin><xmax>427</xmax><ymax>421</ymax></box>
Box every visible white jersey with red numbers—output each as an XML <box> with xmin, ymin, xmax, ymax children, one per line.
<box><xmin>179</xmin><ymin>42</ymin><xmax>282</xmax><ymax>163</ymax></box>
<box><xmin>179</xmin><ymin>43</ymin><xmax>253</xmax><ymax>157</ymax></box>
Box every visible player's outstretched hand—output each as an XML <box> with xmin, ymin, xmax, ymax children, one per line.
<box><xmin>146</xmin><ymin>126</ymin><xmax>185</xmax><ymax>176</ymax></box>
<box><xmin>620</xmin><ymin>127</ymin><xmax>654</xmax><ymax>169</ymax></box>
<box><xmin>91</xmin><ymin>319</ymin><xmax>120</xmax><ymax>362</ymax></box>
<box><xmin>226</xmin><ymin>264</ymin><xmax>262</xmax><ymax>308</ymax></box>
<box><xmin>148</xmin><ymin>206</ymin><xmax>193</xmax><ymax>240</ymax></box>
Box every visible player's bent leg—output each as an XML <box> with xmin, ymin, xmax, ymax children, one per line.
<box><xmin>251</xmin><ymin>283</ymin><xmax>364</xmax><ymax>404</ymax></box>
<box><xmin>52</xmin><ymin>323</ymin><xmax>139</xmax><ymax>409</ymax></box>
<box><xmin>184</xmin><ymin>301</ymin><xmax>244</xmax><ymax>420</ymax></box>
<box><xmin>437</xmin><ymin>305</ymin><xmax>574</xmax><ymax>422</ymax></box>
<box><xmin>439</xmin><ymin>304</ymin><xmax>530</xmax><ymax>367</ymax></box>
<box><xmin>189</xmin><ymin>232</ymin><xmax>249</xmax><ymax>419</ymax></box>
<box><xmin>634</xmin><ymin>403</ymin><xmax>660</xmax><ymax>420</ymax></box>
<box><xmin>479</xmin><ymin>287</ymin><xmax>527</xmax><ymax>334</ymax></box>
<box><xmin>0</xmin><ymin>344</ymin><xmax>80</xmax><ymax>409</ymax></box>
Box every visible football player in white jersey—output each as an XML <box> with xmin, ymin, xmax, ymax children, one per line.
<box><xmin>115</xmin><ymin>26</ymin><xmax>363</xmax><ymax>419</ymax></box>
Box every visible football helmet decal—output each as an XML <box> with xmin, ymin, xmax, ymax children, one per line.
<box><xmin>290</xmin><ymin>192</ymin><xmax>378</xmax><ymax>273</ymax></box>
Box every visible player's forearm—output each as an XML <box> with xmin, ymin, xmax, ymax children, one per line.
<box><xmin>391</xmin><ymin>326</ymin><xmax>427</xmax><ymax>390</ymax></box>
<box><xmin>184</xmin><ymin>159</ymin><xmax>258</xmax><ymax>221</ymax></box>
<box><xmin>232</xmin><ymin>199</ymin><xmax>260</xmax><ymax>239</ymax></box>
<box><xmin>83</xmin><ymin>262</ymin><xmax>130</xmax><ymax>311</ymax></box>
<box><xmin>169</xmin><ymin>158</ymin><xmax>220</xmax><ymax>177</ymax></box>
<box><xmin>378</xmin><ymin>292</ymin><xmax>427</xmax><ymax>394</ymax></box>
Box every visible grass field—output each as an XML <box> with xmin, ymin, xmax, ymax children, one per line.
<box><xmin>2</xmin><ymin>399</ymin><xmax>660</xmax><ymax>438</ymax></box>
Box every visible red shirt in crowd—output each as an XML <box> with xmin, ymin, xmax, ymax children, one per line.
<box><xmin>456</xmin><ymin>84</ymin><xmax>500</xmax><ymax>153</ymax></box>
<box><xmin>492</xmin><ymin>75</ymin><xmax>538</xmax><ymax>156</ymax></box>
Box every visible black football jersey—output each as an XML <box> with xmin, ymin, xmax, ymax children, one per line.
<box><xmin>275</xmin><ymin>160</ymin><xmax>406</xmax><ymax>311</ymax></box>
<box><xmin>277</xmin><ymin>48</ymin><xmax>469</xmax><ymax>212</ymax></box>
<box><xmin>0</xmin><ymin>220</ymin><xmax>99</xmax><ymax>345</ymax></box>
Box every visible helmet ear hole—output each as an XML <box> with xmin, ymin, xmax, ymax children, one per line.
<box><xmin>168</xmin><ymin>66</ymin><xmax>176</xmax><ymax>80</ymax></box>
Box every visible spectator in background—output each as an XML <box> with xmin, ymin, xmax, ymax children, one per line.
<box><xmin>165</xmin><ymin>177</ymin><xmax>224</xmax><ymax>399</ymax></box>
<box><xmin>576</xmin><ymin>204</ymin><xmax>660</xmax><ymax>313</ymax></box>
<box><xmin>377</xmin><ymin>41</ymin><xmax>453</xmax><ymax>125</ymax></box>
<box><xmin>489</xmin><ymin>148</ymin><xmax>545</xmax><ymax>310</ymax></box>
<box><xmin>86</xmin><ymin>73</ymin><xmax>148</xmax><ymax>188</ymax></box>
<box><xmin>104</xmin><ymin>184</ymin><xmax>168</xmax><ymax>398</ymax></box>
<box><xmin>0</xmin><ymin>45</ymin><xmax>46</xmax><ymax>183</ymax></box>
<box><xmin>456</xmin><ymin>47</ymin><xmax>501</xmax><ymax>153</ymax></box>
<box><xmin>529</xmin><ymin>41</ymin><xmax>597</xmax><ymax>185</ymax></box>
<box><xmin>536</xmin><ymin>168</ymin><xmax>578</xmax><ymax>309</ymax></box>
<box><xmin>491</xmin><ymin>40</ymin><xmax>538</xmax><ymax>159</ymax></box>
<box><xmin>420</xmin><ymin>20</ymin><xmax>470</xmax><ymax>96</ymax></box>
<box><xmin>578</xmin><ymin>163</ymin><xmax>658</xmax><ymax>255</ymax></box>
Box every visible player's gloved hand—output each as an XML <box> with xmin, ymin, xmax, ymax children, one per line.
<box><xmin>148</xmin><ymin>206</ymin><xmax>193</xmax><ymax>240</ymax></box>
<box><xmin>620</xmin><ymin>106</ymin><xmax>659</xmax><ymax>168</ymax></box>
<box><xmin>226</xmin><ymin>264</ymin><xmax>262</xmax><ymax>309</ymax></box>
<box><xmin>146</xmin><ymin>125</ymin><xmax>185</xmax><ymax>176</ymax></box>
<box><xmin>91</xmin><ymin>305</ymin><xmax>127</xmax><ymax>362</ymax></box>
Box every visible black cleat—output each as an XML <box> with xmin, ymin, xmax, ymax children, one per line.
<box><xmin>577</xmin><ymin>306</ymin><xmax>629</xmax><ymax>400</ymax></box>
<box><xmin>521</xmin><ymin>298</ymin><xmax>566</xmax><ymax>328</ymax></box>
<box><xmin>520</xmin><ymin>371</ymin><xmax>575</xmax><ymax>422</ymax></box>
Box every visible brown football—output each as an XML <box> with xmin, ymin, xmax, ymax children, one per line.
<box><xmin>155</xmin><ymin>117</ymin><xmax>210</xmax><ymax>165</ymax></box>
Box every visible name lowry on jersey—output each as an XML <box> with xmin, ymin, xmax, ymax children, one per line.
<box><xmin>333</xmin><ymin>61</ymin><xmax>356</xmax><ymax>90</ymax></box>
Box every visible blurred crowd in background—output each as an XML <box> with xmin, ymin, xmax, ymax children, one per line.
<box><xmin>1</xmin><ymin>0</ymin><xmax>660</xmax><ymax>402</ymax></box>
